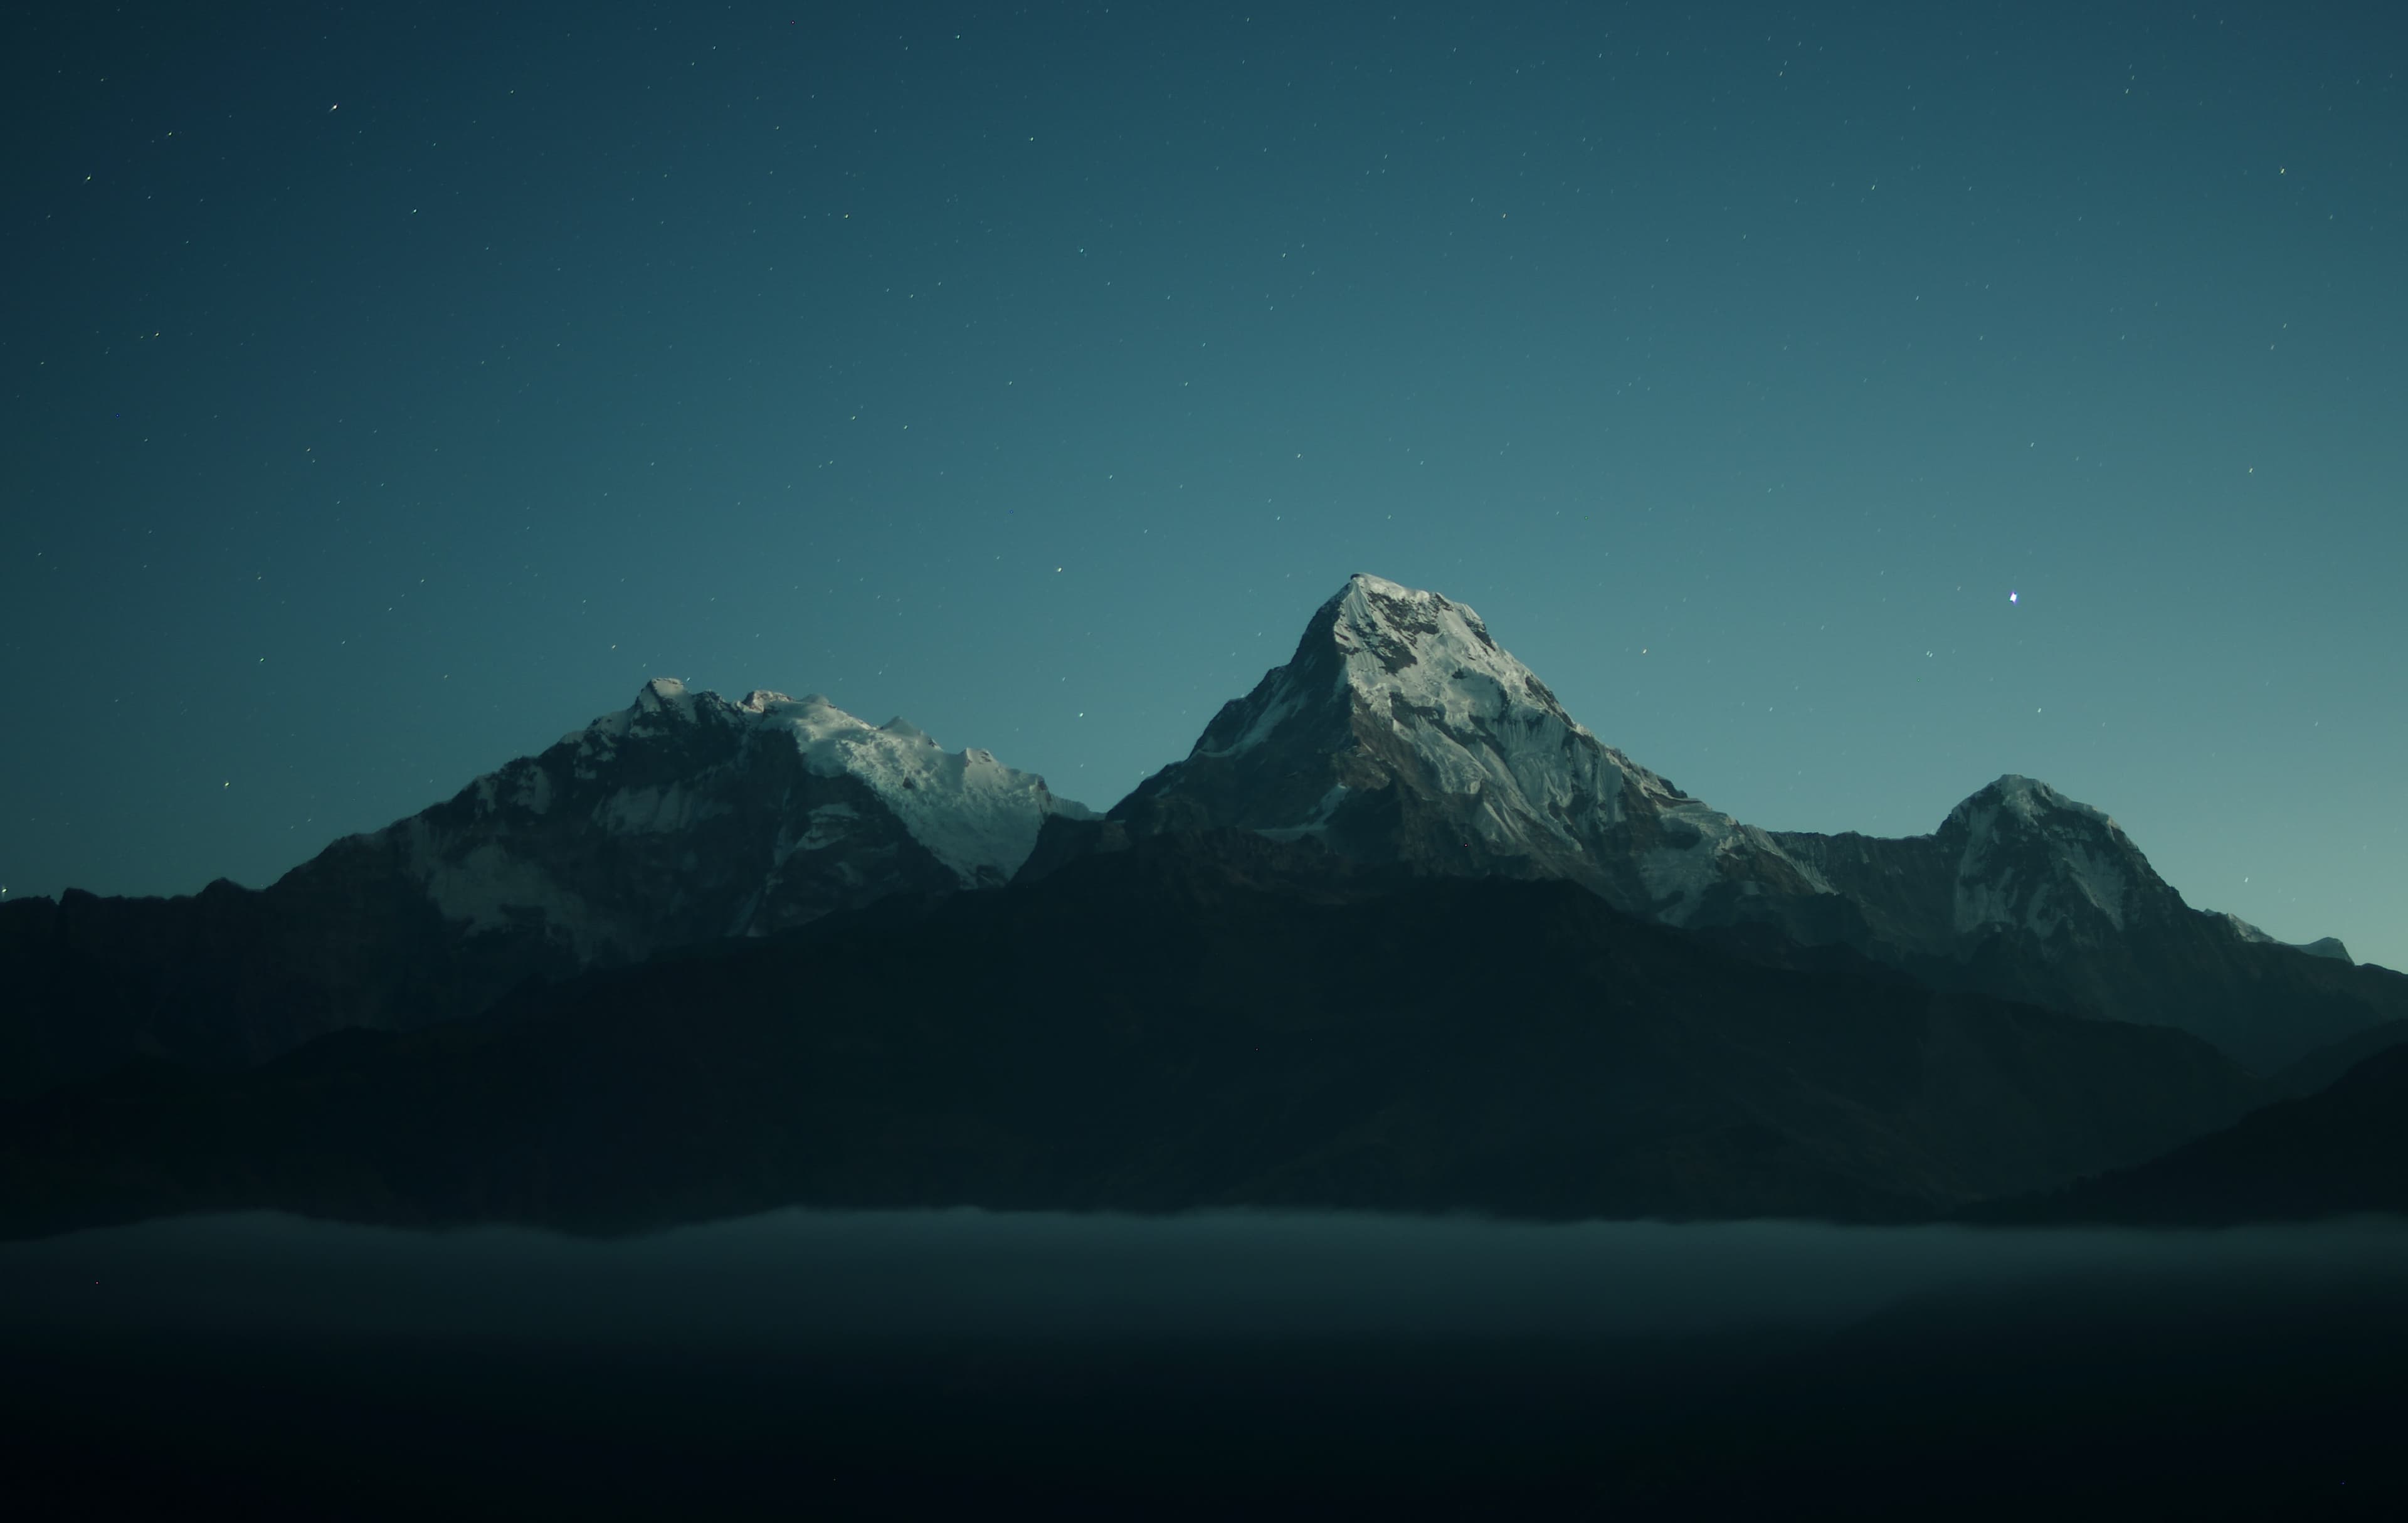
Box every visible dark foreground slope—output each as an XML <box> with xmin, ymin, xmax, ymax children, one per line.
<box><xmin>0</xmin><ymin>872</ymin><xmax>573</xmax><ymax>1105</ymax></box>
<box><xmin>0</xmin><ymin>836</ymin><xmax>2269</xmax><ymax>1238</ymax></box>
<box><xmin>2275</xmin><ymin>1018</ymin><xmax>2408</xmax><ymax>1097</ymax></box>
<box><xmin>1987</xmin><ymin>1041</ymin><xmax>2408</xmax><ymax>1226</ymax></box>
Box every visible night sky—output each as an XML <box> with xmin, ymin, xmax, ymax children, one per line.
<box><xmin>7</xmin><ymin>2</ymin><xmax>2404</xmax><ymax>968</ymax></box>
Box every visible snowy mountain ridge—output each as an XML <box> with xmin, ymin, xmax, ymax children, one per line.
<box><xmin>368</xmin><ymin>678</ymin><xmax>1091</xmax><ymax>966</ymax></box>
<box><xmin>568</xmin><ymin>678</ymin><xmax>1091</xmax><ymax>887</ymax></box>
<box><xmin>1125</xmin><ymin>575</ymin><xmax>2242</xmax><ymax>941</ymax></box>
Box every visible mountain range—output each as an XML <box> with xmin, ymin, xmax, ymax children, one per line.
<box><xmin>4</xmin><ymin>573</ymin><xmax>2402</xmax><ymax>1231</ymax></box>
<box><xmin>1095</xmin><ymin>575</ymin><xmax>2399</xmax><ymax>1070</ymax></box>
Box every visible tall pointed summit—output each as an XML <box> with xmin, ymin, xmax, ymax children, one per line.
<box><xmin>1112</xmin><ymin>574</ymin><xmax>1824</xmax><ymax>923</ymax></box>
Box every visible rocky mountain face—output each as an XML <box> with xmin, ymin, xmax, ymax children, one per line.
<box><xmin>1108</xmin><ymin>574</ymin><xmax>1827</xmax><ymax>922</ymax></box>
<box><xmin>0</xmin><ymin>681</ymin><xmax>1089</xmax><ymax>1097</ymax></box>
<box><xmin>1768</xmin><ymin>777</ymin><xmax>2408</xmax><ymax>1070</ymax></box>
<box><xmin>1097</xmin><ymin>574</ymin><xmax>2404</xmax><ymax>1069</ymax></box>
<box><xmin>362</xmin><ymin>678</ymin><xmax>1089</xmax><ymax>959</ymax></box>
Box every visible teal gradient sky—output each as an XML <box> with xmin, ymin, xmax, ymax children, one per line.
<box><xmin>6</xmin><ymin>1</ymin><xmax>2404</xmax><ymax>967</ymax></box>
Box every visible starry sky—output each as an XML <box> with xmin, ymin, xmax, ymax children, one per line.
<box><xmin>7</xmin><ymin>1</ymin><xmax>2405</xmax><ymax>968</ymax></box>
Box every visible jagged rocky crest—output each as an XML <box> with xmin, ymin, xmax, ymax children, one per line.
<box><xmin>371</xmin><ymin>677</ymin><xmax>1092</xmax><ymax>964</ymax></box>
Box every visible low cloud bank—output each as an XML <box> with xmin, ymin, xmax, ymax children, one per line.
<box><xmin>9</xmin><ymin>1208</ymin><xmax>2408</xmax><ymax>1343</ymax></box>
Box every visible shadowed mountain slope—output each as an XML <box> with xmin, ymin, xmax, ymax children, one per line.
<box><xmin>0</xmin><ymin>835</ymin><xmax>2269</xmax><ymax>1239</ymax></box>
<box><xmin>1982</xmin><ymin>1041</ymin><xmax>2408</xmax><ymax>1226</ymax></box>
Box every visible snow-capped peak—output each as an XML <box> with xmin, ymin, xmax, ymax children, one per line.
<box><xmin>395</xmin><ymin>680</ymin><xmax>1092</xmax><ymax>961</ymax></box>
<box><xmin>581</xmin><ymin>677</ymin><xmax>707</xmax><ymax>739</ymax></box>
<box><xmin>573</xmin><ymin>683</ymin><xmax>1094</xmax><ymax>885</ymax></box>
<box><xmin>1189</xmin><ymin>574</ymin><xmax>1589</xmax><ymax>765</ymax></box>
<box><xmin>1120</xmin><ymin>573</ymin><xmax>1803</xmax><ymax>921</ymax></box>
<box><xmin>1946</xmin><ymin>774</ymin><xmax>2117</xmax><ymax>832</ymax></box>
<box><xmin>1319</xmin><ymin>572</ymin><xmax>1590</xmax><ymax>739</ymax></box>
<box><xmin>1943</xmin><ymin>774</ymin><xmax>2154</xmax><ymax>937</ymax></box>
<box><xmin>636</xmin><ymin>675</ymin><xmax>695</xmax><ymax>711</ymax></box>
<box><xmin>734</xmin><ymin>689</ymin><xmax>1095</xmax><ymax>883</ymax></box>
<box><xmin>1299</xmin><ymin>574</ymin><xmax>1713</xmax><ymax>828</ymax></box>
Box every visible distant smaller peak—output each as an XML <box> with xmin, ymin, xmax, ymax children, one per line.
<box><xmin>1946</xmin><ymin>774</ymin><xmax>2116</xmax><ymax>833</ymax></box>
<box><xmin>2214</xmin><ymin>914</ymin><xmax>2353</xmax><ymax>964</ymax></box>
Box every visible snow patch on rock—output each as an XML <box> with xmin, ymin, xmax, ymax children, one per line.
<box><xmin>402</xmin><ymin>821</ymin><xmax>617</xmax><ymax>955</ymax></box>
<box><xmin>737</xmin><ymin>690</ymin><xmax>1095</xmax><ymax>885</ymax></box>
<box><xmin>1948</xmin><ymin>776</ymin><xmax>2135</xmax><ymax>936</ymax></box>
<box><xmin>386</xmin><ymin>678</ymin><xmax>1092</xmax><ymax>952</ymax></box>
<box><xmin>550</xmin><ymin>682</ymin><xmax>1090</xmax><ymax>887</ymax></box>
<box><xmin>1325</xmin><ymin>575</ymin><xmax>1794</xmax><ymax>917</ymax></box>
